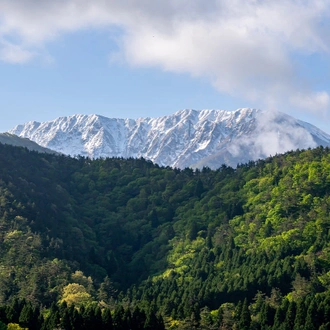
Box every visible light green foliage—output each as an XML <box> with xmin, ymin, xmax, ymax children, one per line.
<box><xmin>60</xmin><ymin>283</ymin><xmax>93</xmax><ymax>307</ymax></box>
<box><xmin>7</xmin><ymin>324</ymin><xmax>25</xmax><ymax>330</ymax></box>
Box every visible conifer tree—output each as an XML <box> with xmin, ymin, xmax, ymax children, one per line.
<box><xmin>112</xmin><ymin>305</ymin><xmax>126</xmax><ymax>330</ymax></box>
<box><xmin>42</xmin><ymin>311</ymin><xmax>60</xmax><ymax>330</ymax></box>
<box><xmin>293</xmin><ymin>299</ymin><xmax>306</xmax><ymax>330</ymax></box>
<box><xmin>72</xmin><ymin>308</ymin><xmax>83</xmax><ymax>330</ymax></box>
<box><xmin>59</xmin><ymin>309</ymin><xmax>72</xmax><ymax>330</ymax></box>
<box><xmin>19</xmin><ymin>302</ymin><xmax>40</xmax><ymax>330</ymax></box>
<box><xmin>282</xmin><ymin>301</ymin><xmax>296</xmax><ymax>330</ymax></box>
<box><xmin>102</xmin><ymin>307</ymin><xmax>113</xmax><ymax>330</ymax></box>
<box><xmin>131</xmin><ymin>306</ymin><xmax>146</xmax><ymax>330</ymax></box>
<box><xmin>238</xmin><ymin>298</ymin><xmax>251</xmax><ymax>330</ymax></box>
<box><xmin>304</xmin><ymin>299</ymin><xmax>319</xmax><ymax>330</ymax></box>
<box><xmin>273</xmin><ymin>299</ymin><xmax>289</xmax><ymax>329</ymax></box>
<box><xmin>94</xmin><ymin>305</ymin><xmax>103</xmax><ymax>329</ymax></box>
<box><xmin>18</xmin><ymin>303</ymin><xmax>33</xmax><ymax>329</ymax></box>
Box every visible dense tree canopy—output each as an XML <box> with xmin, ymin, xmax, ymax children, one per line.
<box><xmin>0</xmin><ymin>143</ymin><xmax>330</xmax><ymax>328</ymax></box>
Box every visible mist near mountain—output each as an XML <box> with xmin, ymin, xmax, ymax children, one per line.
<box><xmin>9</xmin><ymin>108</ymin><xmax>330</xmax><ymax>168</ymax></box>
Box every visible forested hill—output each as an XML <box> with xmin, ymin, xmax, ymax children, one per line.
<box><xmin>1</xmin><ymin>143</ymin><xmax>330</xmax><ymax>329</ymax></box>
<box><xmin>0</xmin><ymin>133</ymin><xmax>57</xmax><ymax>154</ymax></box>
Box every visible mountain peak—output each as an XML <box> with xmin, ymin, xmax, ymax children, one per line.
<box><xmin>8</xmin><ymin>109</ymin><xmax>330</xmax><ymax>168</ymax></box>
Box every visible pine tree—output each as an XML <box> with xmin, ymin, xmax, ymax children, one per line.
<box><xmin>60</xmin><ymin>309</ymin><xmax>72</xmax><ymax>330</ymax></box>
<box><xmin>123</xmin><ymin>308</ymin><xmax>131</xmax><ymax>330</ymax></box>
<box><xmin>82</xmin><ymin>305</ymin><xmax>94</xmax><ymax>330</ymax></box>
<box><xmin>259</xmin><ymin>303</ymin><xmax>274</xmax><ymax>328</ymax></box>
<box><xmin>6</xmin><ymin>299</ymin><xmax>24</xmax><ymax>323</ymax></box>
<box><xmin>273</xmin><ymin>299</ymin><xmax>289</xmax><ymax>329</ymax></box>
<box><xmin>282</xmin><ymin>301</ymin><xmax>296</xmax><ymax>330</ymax></box>
<box><xmin>102</xmin><ymin>308</ymin><xmax>113</xmax><ymax>330</ymax></box>
<box><xmin>43</xmin><ymin>311</ymin><xmax>60</xmax><ymax>330</ymax></box>
<box><xmin>94</xmin><ymin>306</ymin><xmax>103</xmax><ymax>329</ymax></box>
<box><xmin>19</xmin><ymin>302</ymin><xmax>34</xmax><ymax>329</ymax></box>
<box><xmin>293</xmin><ymin>299</ymin><xmax>306</xmax><ymax>330</ymax></box>
<box><xmin>304</xmin><ymin>299</ymin><xmax>319</xmax><ymax>330</ymax></box>
<box><xmin>112</xmin><ymin>305</ymin><xmax>125</xmax><ymax>330</ymax></box>
<box><xmin>131</xmin><ymin>306</ymin><xmax>146</xmax><ymax>330</ymax></box>
<box><xmin>71</xmin><ymin>308</ymin><xmax>83</xmax><ymax>330</ymax></box>
<box><xmin>98</xmin><ymin>276</ymin><xmax>116</xmax><ymax>303</ymax></box>
<box><xmin>194</xmin><ymin>179</ymin><xmax>204</xmax><ymax>198</ymax></box>
<box><xmin>59</xmin><ymin>301</ymin><xmax>68</xmax><ymax>318</ymax></box>
<box><xmin>238</xmin><ymin>299</ymin><xmax>251</xmax><ymax>330</ymax></box>
<box><xmin>144</xmin><ymin>305</ymin><xmax>164</xmax><ymax>330</ymax></box>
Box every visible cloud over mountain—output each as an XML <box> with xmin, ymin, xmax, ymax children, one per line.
<box><xmin>9</xmin><ymin>108</ymin><xmax>330</xmax><ymax>169</ymax></box>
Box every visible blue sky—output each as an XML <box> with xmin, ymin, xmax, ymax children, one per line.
<box><xmin>0</xmin><ymin>0</ymin><xmax>329</xmax><ymax>133</ymax></box>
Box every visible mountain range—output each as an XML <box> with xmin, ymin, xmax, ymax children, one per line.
<box><xmin>8</xmin><ymin>108</ymin><xmax>330</xmax><ymax>168</ymax></box>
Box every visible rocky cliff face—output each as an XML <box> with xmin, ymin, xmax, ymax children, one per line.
<box><xmin>9</xmin><ymin>108</ymin><xmax>330</xmax><ymax>168</ymax></box>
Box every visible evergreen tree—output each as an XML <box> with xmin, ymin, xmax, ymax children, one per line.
<box><xmin>94</xmin><ymin>306</ymin><xmax>103</xmax><ymax>329</ymax></box>
<box><xmin>194</xmin><ymin>179</ymin><xmax>204</xmax><ymax>198</ymax></box>
<box><xmin>82</xmin><ymin>305</ymin><xmax>95</xmax><ymax>330</ymax></box>
<box><xmin>144</xmin><ymin>306</ymin><xmax>164</xmax><ymax>330</ymax></box>
<box><xmin>282</xmin><ymin>301</ymin><xmax>296</xmax><ymax>330</ymax></box>
<box><xmin>304</xmin><ymin>299</ymin><xmax>319</xmax><ymax>330</ymax></box>
<box><xmin>6</xmin><ymin>299</ymin><xmax>24</xmax><ymax>324</ymax></box>
<box><xmin>18</xmin><ymin>303</ymin><xmax>32</xmax><ymax>329</ymax></box>
<box><xmin>43</xmin><ymin>311</ymin><xmax>60</xmax><ymax>330</ymax></box>
<box><xmin>259</xmin><ymin>302</ymin><xmax>274</xmax><ymax>328</ymax></box>
<box><xmin>131</xmin><ymin>306</ymin><xmax>146</xmax><ymax>330</ymax></box>
<box><xmin>60</xmin><ymin>308</ymin><xmax>72</xmax><ymax>330</ymax></box>
<box><xmin>98</xmin><ymin>276</ymin><xmax>116</xmax><ymax>303</ymax></box>
<box><xmin>293</xmin><ymin>299</ymin><xmax>306</xmax><ymax>330</ymax></box>
<box><xmin>102</xmin><ymin>308</ymin><xmax>113</xmax><ymax>330</ymax></box>
<box><xmin>273</xmin><ymin>299</ymin><xmax>288</xmax><ymax>329</ymax></box>
<box><xmin>238</xmin><ymin>299</ymin><xmax>251</xmax><ymax>330</ymax></box>
<box><xmin>19</xmin><ymin>302</ymin><xmax>39</xmax><ymax>330</ymax></box>
<box><xmin>112</xmin><ymin>305</ymin><xmax>125</xmax><ymax>330</ymax></box>
<box><xmin>71</xmin><ymin>308</ymin><xmax>83</xmax><ymax>330</ymax></box>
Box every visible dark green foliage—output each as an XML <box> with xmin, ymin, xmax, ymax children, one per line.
<box><xmin>102</xmin><ymin>308</ymin><xmax>113</xmax><ymax>330</ymax></box>
<box><xmin>304</xmin><ymin>299</ymin><xmax>319</xmax><ymax>330</ymax></box>
<box><xmin>2</xmin><ymin>144</ymin><xmax>330</xmax><ymax>328</ymax></box>
<box><xmin>112</xmin><ymin>305</ymin><xmax>127</xmax><ymax>330</ymax></box>
<box><xmin>131</xmin><ymin>306</ymin><xmax>146</xmax><ymax>330</ymax></box>
<box><xmin>293</xmin><ymin>299</ymin><xmax>306</xmax><ymax>330</ymax></box>
<box><xmin>238</xmin><ymin>299</ymin><xmax>251</xmax><ymax>330</ymax></box>
<box><xmin>283</xmin><ymin>301</ymin><xmax>296</xmax><ymax>330</ymax></box>
<box><xmin>18</xmin><ymin>302</ymin><xmax>39</xmax><ymax>330</ymax></box>
<box><xmin>59</xmin><ymin>308</ymin><xmax>71</xmax><ymax>330</ymax></box>
<box><xmin>71</xmin><ymin>308</ymin><xmax>83</xmax><ymax>330</ymax></box>
<box><xmin>42</xmin><ymin>310</ymin><xmax>60</xmax><ymax>330</ymax></box>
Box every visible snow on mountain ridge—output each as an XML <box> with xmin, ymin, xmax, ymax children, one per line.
<box><xmin>8</xmin><ymin>109</ymin><xmax>330</xmax><ymax>168</ymax></box>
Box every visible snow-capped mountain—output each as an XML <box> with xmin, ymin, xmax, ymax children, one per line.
<box><xmin>8</xmin><ymin>108</ymin><xmax>330</xmax><ymax>168</ymax></box>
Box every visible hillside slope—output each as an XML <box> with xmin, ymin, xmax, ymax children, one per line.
<box><xmin>0</xmin><ymin>132</ymin><xmax>57</xmax><ymax>154</ymax></box>
<box><xmin>0</xmin><ymin>144</ymin><xmax>330</xmax><ymax>328</ymax></box>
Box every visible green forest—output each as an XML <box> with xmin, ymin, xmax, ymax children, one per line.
<box><xmin>0</xmin><ymin>142</ymin><xmax>330</xmax><ymax>329</ymax></box>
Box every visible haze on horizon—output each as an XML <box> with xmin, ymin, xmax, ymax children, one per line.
<box><xmin>0</xmin><ymin>0</ymin><xmax>329</xmax><ymax>133</ymax></box>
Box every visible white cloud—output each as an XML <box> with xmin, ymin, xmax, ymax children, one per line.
<box><xmin>0</xmin><ymin>0</ymin><xmax>329</xmax><ymax>114</ymax></box>
<box><xmin>290</xmin><ymin>91</ymin><xmax>330</xmax><ymax>115</ymax></box>
<box><xmin>229</xmin><ymin>110</ymin><xmax>318</xmax><ymax>161</ymax></box>
<box><xmin>0</xmin><ymin>40</ymin><xmax>34</xmax><ymax>64</ymax></box>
